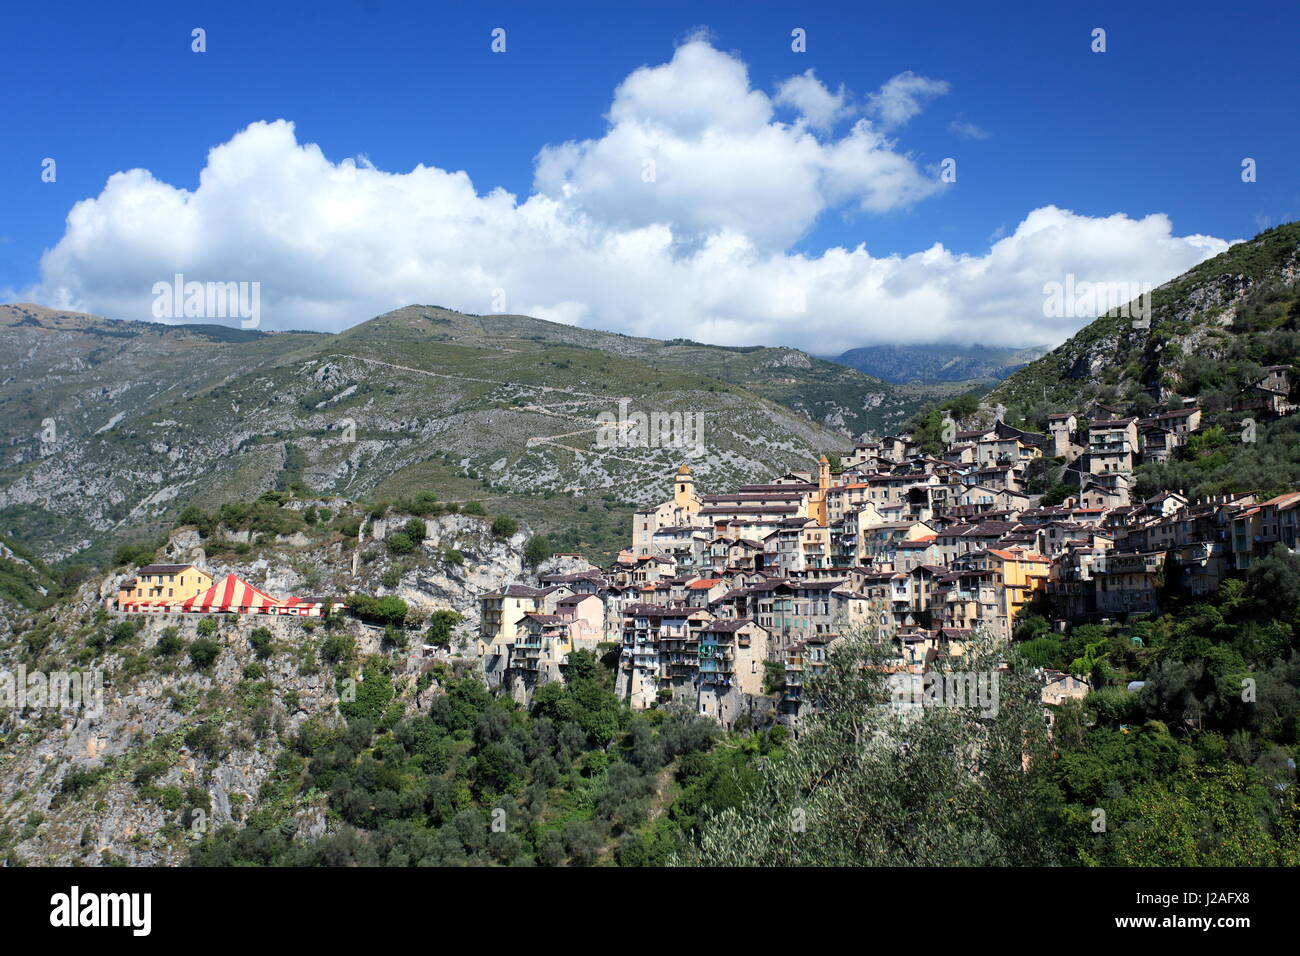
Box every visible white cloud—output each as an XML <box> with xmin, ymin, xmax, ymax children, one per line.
<box><xmin>774</xmin><ymin>68</ymin><xmax>851</xmax><ymax>132</ymax></box>
<box><xmin>949</xmin><ymin>118</ymin><xmax>991</xmax><ymax>140</ymax></box>
<box><xmin>866</xmin><ymin>71</ymin><xmax>950</xmax><ymax>128</ymax></box>
<box><xmin>532</xmin><ymin>38</ymin><xmax>941</xmax><ymax>249</ymax></box>
<box><xmin>25</xmin><ymin>38</ymin><xmax>1232</xmax><ymax>355</ymax></box>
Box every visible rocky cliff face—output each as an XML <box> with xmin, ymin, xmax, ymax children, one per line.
<box><xmin>991</xmin><ymin>222</ymin><xmax>1300</xmax><ymax>414</ymax></box>
<box><xmin>0</xmin><ymin>511</ymin><xmax>537</xmax><ymax>865</ymax></box>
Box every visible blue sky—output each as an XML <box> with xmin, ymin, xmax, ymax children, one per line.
<box><xmin>2</xmin><ymin>0</ymin><xmax>1297</xmax><ymax>351</ymax></box>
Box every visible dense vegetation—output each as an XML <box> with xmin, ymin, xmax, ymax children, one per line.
<box><xmin>188</xmin><ymin>651</ymin><xmax>779</xmax><ymax>866</ymax></box>
<box><xmin>0</xmin><ymin>536</ymin><xmax>68</xmax><ymax>611</ymax></box>
<box><xmin>1014</xmin><ymin>546</ymin><xmax>1300</xmax><ymax>864</ymax></box>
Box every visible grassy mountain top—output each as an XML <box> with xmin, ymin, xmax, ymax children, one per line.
<box><xmin>338</xmin><ymin>305</ymin><xmax>935</xmax><ymax>438</ymax></box>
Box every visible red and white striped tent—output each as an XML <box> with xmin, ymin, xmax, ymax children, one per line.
<box><xmin>275</xmin><ymin>596</ymin><xmax>335</xmax><ymax>618</ymax></box>
<box><xmin>120</xmin><ymin>598</ymin><xmax>178</xmax><ymax>613</ymax></box>
<box><xmin>179</xmin><ymin>573</ymin><xmax>283</xmax><ymax>614</ymax></box>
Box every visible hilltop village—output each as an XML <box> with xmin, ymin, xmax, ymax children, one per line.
<box><xmin>479</xmin><ymin>374</ymin><xmax>1300</xmax><ymax>727</ymax></box>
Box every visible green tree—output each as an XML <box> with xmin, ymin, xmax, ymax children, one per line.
<box><xmin>154</xmin><ymin>627</ymin><xmax>184</xmax><ymax>657</ymax></box>
<box><xmin>524</xmin><ymin>535</ymin><xmax>551</xmax><ymax>567</ymax></box>
<box><xmin>686</xmin><ymin>633</ymin><xmax>1058</xmax><ymax>865</ymax></box>
<box><xmin>426</xmin><ymin>610</ymin><xmax>464</xmax><ymax>647</ymax></box>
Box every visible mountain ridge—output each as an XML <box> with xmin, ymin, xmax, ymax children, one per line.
<box><xmin>831</xmin><ymin>342</ymin><xmax>1049</xmax><ymax>384</ymax></box>
<box><xmin>1</xmin><ymin>302</ymin><xmax>919</xmax><ymax>566</ymax></box>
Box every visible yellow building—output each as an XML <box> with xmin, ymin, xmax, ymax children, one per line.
<box><xmin>983</xmin><ymin>547</ymin><xmax>1051</xmax><ymax>625</ymax></box>
<box><xmin>809</xmin><ymin>455</ymin><xmax>831</xmax><ymax>527</ymax></box>
<box><xmin>117</xmin><ymin>563</ymin><xmax>213</xmax><ymax>606</ymax></box>
<box><xmin>632</xmin><ymin>464</ymin><xmax>704</xmax><ymax>556</ymax></box>
<box><xmin>478</xmin><ymin>585</ymin><xmax>545</xmax><ymax>657</ymax></box>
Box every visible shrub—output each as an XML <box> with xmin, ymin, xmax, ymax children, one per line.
<box><xmin>491</xmin><ymin>516</ymin><xmax>519</xmax><ymax>538</ymax></box>
<box><xmin>155</xmin><ymin>627</ymin><xmax>183</xmax><ymax>657</ymax></box>
<box><xmin>346</xmin><ymin>593</ymin><xmax>408</xmax><ymax>626</ymax></box>
<box><xmin>249</xmin><ymin>627</ymin><xmax>274</xmax><ymax>659</ymax></box>
<box><xmin>188</xmin><ymin>637</ymin><xmax>221</xmax><ymax>670</ymax></box>
<box><xmin>114</xmin><ymin>540</ymin><xmax>158</xmax><ymax>568</ymax></box>
<box><xmin>320</xmin><ymin>632</ymin><xmax>355</xmax><ymax>666</ymax></box>
<box><xmin>461</xmin><ymin>501</ymin><xmax>486</xmax><ymax>516</ymax></box>
<box><xmin>196</xmin><ymin>617</ymin><xmax>218</xmax><ymax>637</ymax></box>
<box><xmin>387</xmin><ymin>532</ymin><xmax>414</xmax><ymax>555</ymax></box>
<box><xmin>184</xmin><ymin>722</ymin><xmax>226</xmax><ymax>759</ymax></box>
<box><xmin>404</xmin><ymin>518</ymin><xmax>427</xmax><ymax>541</ymax></box>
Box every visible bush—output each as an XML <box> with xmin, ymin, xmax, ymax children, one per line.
<box><xmin>320</xmin><ymin>632</ymin><xmax>356</xmax><ymax>666</ymax></box>
<box><xmin>184</xmin><ymin>722</ymin><xmax>226</xmax><ymax>759</ymax></box>
<box><xmin>445</xmin><ymin>549</ymin><xmax>464</xmax><ymax>567</ymax></box>
<box><xmin>402</xmin><ymin>491</ymin><xmax>441</xmax><ymax>516</ymax></box>
<box><xmin>155</xmin><ymin>627</ymin><xmax>183</xmax><ymax>657</ymax></box>
<box><xmin>188</xmin><ymin>637</ymin><xmax>221</xmax><ymax>670</ymax></box>
<box><xmin>404</xmin><ymin>518</ymin><xmax>427</xmax><ymax>541</ymax></box>
<box><xmin>249</xmin><ymin>627</ymin><xmax>274</xmax><ymax>660</ymax></box>
<box><xmin>461</xmin><ymin>501</ymin><xmax>486</xmax><ymax>516</ymax></box>
<box><xmin>491</xmin><ymin>516</ymin><xmax>518</xmax><ymax>538</ymax></box>
<box><xmin>387</xmin><ymin>533</ymin><xmax>414</xmax><ymax>555</ymax></box>
<box><xmin>196</xmin><ymin>617</ymin><xmax>218</xmax><ymax>637</ymax></box>
<box><xmin>114</xmin><ymin>540</ymin><xmax>158</xmax><ymax>568</ymax></box>
<box><xmin>346</xmin><ymin>593</ymin><xmax>408</xmax><ymax>626</ymax></box>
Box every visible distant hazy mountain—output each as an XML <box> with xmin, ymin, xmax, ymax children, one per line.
<box><xmin>831</xmin><ymin>343</ymin><xmax>1049</xmax><ymax>384</ymax></box>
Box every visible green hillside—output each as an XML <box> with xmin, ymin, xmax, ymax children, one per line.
<box><xmin>993</xmin><ymin>222</ymin><xmax>1300</xmax><ymax>416</ymax></box>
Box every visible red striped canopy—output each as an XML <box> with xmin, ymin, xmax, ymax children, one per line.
<box><xmin>121</xmin><ymin>598</ymin><xmax>176</xmax><ymax>612</ymax></box>
<box><xmin>179</xmin><ymin>573</ymin><xmax>282</xmax><ymax>613</ymax></box>
<box><xmin>276</xmin><ymin>595</ymin><xmax>341</xmax><ymax>617</ymax></box>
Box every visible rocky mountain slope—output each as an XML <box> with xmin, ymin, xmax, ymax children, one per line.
<box><xmin>2</xmin><ymin>303</ymin><xmax>918</xmax><ymax>565</ymax></box>
<box><xmin>0</xmin><ymin>502</ymin><xmax>538</xmax><ymax>865</ymax></box>
<box><xmin>991</xmin><ymin>221</ymin><xmax>1300</xmax><ymax>417</ymax></box>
